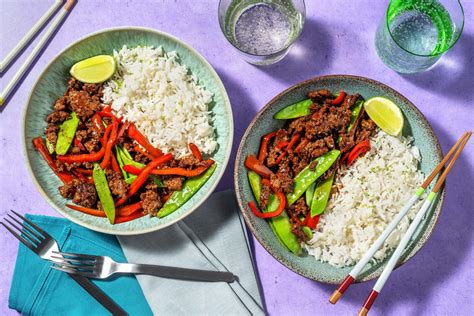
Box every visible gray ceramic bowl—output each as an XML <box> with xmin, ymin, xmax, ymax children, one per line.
<box><xmin>24</xmin><ymin>27</ymin><xmax>233</xmax><ymax>235</ymax></box>
<box><xmin>234</xmin><ymin>75</ymin><xmax>444</xmax><ymax>283</ymax></box>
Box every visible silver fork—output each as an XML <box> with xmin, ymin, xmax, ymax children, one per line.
<box><xmin>1</xmin><ymin>210</ymin><xmax>126</xmax><ymax>315</ymax></box>
<box><xmin>51</xmin><ymin>251</ymin><xmax>236</xmax><ymax>283</ymax></box>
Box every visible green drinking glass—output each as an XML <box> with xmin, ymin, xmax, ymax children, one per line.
<box><xmin>375</xmin><ymin>0</ymin><xmax>464</xmax><ymax>73</ymax></box>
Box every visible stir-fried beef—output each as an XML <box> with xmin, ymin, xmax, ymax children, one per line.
<box><xmin>59</xmin><ymin>179</ymin><xmax>97</xmax><ymax>208</ymax></box>
<box><xmin>68</xmin><ymin>90</ymin><xmax>100</xmax><ymax>120</ymax></box>
<box><xmin>356</xmin><ymin>117</ymin><xmax>377</xmax><ymax>143</ymax></box>
<box><xmin>47</xmin><ymin>110</ymin><xmax>70</xmax><ymax>123</ymax></box>
<box><xmin>45</xmin><ymin>124</ymin><xmax>59</xmax><ymax>145</ymax></box>
<box><xmin>163</xmin><ymin>177</ymin><xmax>184</xmax><ymax>191</ymax></box>
<box><xmin>260</xmin><ymin>180</ymin><xmax>271</xmax><ymax>209</ymax></box>
<box><xmin>140</xmin><ymin>190</ymin><xmax>162</xmax><ymax>216</ymax></box>
<box><xmin>308</xmin><ymin>89</ymin><xmax>332</xmax><ymax>104</ymax></box>
<box><xmin>106</xmin><ymin>170</ymin><xmax>128</xmax><ymax>199</ymax></box>
<box><xmin>341</xmin><ymin>93</ymin><xmax>360</xmax><ymax>109</ymax></box>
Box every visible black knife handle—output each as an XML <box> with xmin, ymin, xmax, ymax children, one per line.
<box><xmin>70</xmin><ymin>273</ymin><xmax>128</xmax><ymax>316</ymax></box>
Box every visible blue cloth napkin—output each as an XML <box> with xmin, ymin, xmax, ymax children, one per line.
<box><xmin>117</xmin><ymin>190</ymin><xmax>265</xmax><ymax>315</ymax></box>
<box><xmin>8</xmin><ymin>215</ymin><xmax>152</xmax><ymax>316</ymax></box>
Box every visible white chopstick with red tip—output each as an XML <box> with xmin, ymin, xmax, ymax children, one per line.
<box><xmin>329</xmin><ymin>131</ymin><xmax>471</xmax><ymax>312</ymax></box>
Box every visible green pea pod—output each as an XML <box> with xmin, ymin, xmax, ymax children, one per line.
<box><xmin>92</xmin><ymin>163</ymin><xmax>115</xmax><ymax>224</ymax></box>
<box><xmin>56</xmin><ymin>112</ymin><xmax>79</xmax><ymax>155</ymax></box>
<box><xmin>157</xmin><ymin>163</ymin><xmax>217</xmax><ymax>218</ymax></box>
<box><xmin>45</xmin><ymin>138</ymin><xmax>55</xmax><ymax>154</ymax></box>
<box><xmin>287</xmin><ymin>150</ymin><xmax>340</xmax><ymax>205</ymax></box>
<box><xmin>305</xmin><ymin>182</ymin><xmax>316</xmax><ymax>206</ymax></box>
<box><xmin>273</xmin><ymin>99</ymin><xmax>312</xmax><ymax>120</ymax></box>
<box><xmin>247</xmin><ymin>171</ymin><xmax>302</xmax><ymax>256</ymax></box>
<box><xmin>348</xmin><ymin>100</ymin><xmax>364</xmax><ymax>132</ymax></box>
<box><xmin>310</xmin><ymin>173</ymin><xmax>335</xmax><ymax>217</ymax></box>
<box><xmin>302</xmin><ymin>226</ymin><xmax>313</xmax><ymax>240</ymax></box>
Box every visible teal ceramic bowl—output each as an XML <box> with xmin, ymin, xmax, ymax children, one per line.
<box><xmin>234</xmin><ymin>75</ymin><xmax>444</xmax><ymax>283</ymax></box>
<box><xmin>24</xmin><ymin>27</ymin><xmax>233</xmax><ymax>235</ymax></box>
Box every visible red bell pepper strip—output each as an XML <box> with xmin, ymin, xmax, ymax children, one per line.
<box><xmin>124</xmin><ymin>160</ymin><xmax>214</xmax><ymax>177</ymax></box>
<box><xmin>248</xmin><ymin>190</ymin><xmax>286</xmax><ymax>219</ymax></box>
<box><xmin>58</xmin><ymin>125</ymin><xmax>112</xmax><ymax>163</ymax></box>
<box><xmin>128</xmin><ymin>123</ymin><xmax>163</xmax><ymax>158</ymax></box>
<box><xmin>114</xmin><ymin>212</ymin><xmax>146</xmax><ymax>224</ymax></box>
<box><xmin>331</xmin><ymin>91</ymin><xmax>346</xmax><ymax>105</ymax></box>
<box><xmin>134</xmin><ymin>145</ymin><xmax>154</xmax><ymax>161</ymax></box>
<box><xmin>268</xmin><ymin>151</ymin><xmax>287</xmax><ymax>167</ymax></box>
<box><xmin>111</xmin><ymin>154</ymin><xmax>121</xmax><ymax>173</ymax></box>
<box><xmin>258</xmin><ymin>132</ymin><xmax>276</xmax><ymax>162</ymax></box>
<box><xmin>117</xmin><ymin>121</ymin><xmax>129</xmax><ymax>139</ymax></box>
<box><xmin>275</xmin><ymin>141</ymin><xmax>289</xmax><ymax>151</ymax></box>
<box><xmin>286</xmin><ymin>134</ymin><xmax>300</xmax><ymax>151</ymax></box>
<box><xmin>75</xmin><ymin>168</ymin><xmax>93</xmax><ymax>175</ymax></box>
<box><xmin>72</xmin><ymin>170</ymin><xmax>93</xmax><ymax>184</ymax></box>
<box><xmin>66</xmin><ymin>202</ymin><xmax>143</xmax><ymax>218</ymax></box>
<box><xmin>346</xmin><ymin>140</ymin><xmax>371</xmax><ymax>165</ymax></box>
<box><xmin>244</xmin><ymin>155</ymin><xmax>273</xmax><ymax>179</ymax></box>
<box><xmin>305</xmin><ymin>214</ymin><xmax>320</xmax><ymax>229</ymax></box>
<box><xmin>91</xmin><ymin>113</ymin><xmax>105</xmax><ymax>134</ymax></box>
<box><xmin>32</xmin><ymin>137</ymin><xmax>74</xmax><ymax>183</ymax></box>
<box><xmin>116</xmin><ymin>153</ymin><xmax>174</xmax><ymax>206</ymax></box>
<box><xmin>295</xmin><ymin>138</ymin><xmax>309</xmax><ymax>153</ymax></box>
<box><xmin>189</xmin><ymin>143</ymin><xmax>203</xmax><ymax>161</ymax></box>
<box><xmin>100</xmin><ymin>116</ymin><xmax>119</xmax><ymax>169</ymax></box>
<box><xmin>102</xmin><ymin>105</ymin><xmax>112</xmax><ymax>113</ymax></box>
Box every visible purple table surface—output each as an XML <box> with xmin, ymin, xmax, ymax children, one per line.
<box><xmin>1</xmin><ymin>0</ymin><xmax>473</xmax><ymax>315</ymax></box>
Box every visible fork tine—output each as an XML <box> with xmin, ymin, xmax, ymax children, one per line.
<box><xmin>1</xmin><ymin>222</ymin><xmax>36</xmax><ymax>251</ymax></box>
<box><xmin>7</xmin><ymin>214</ymin><xmax>44</xmax><ymax>242</ymax></box>
<box><xmin>50</xmin><ymin>266</ymin><xmax>96</xmax><ymax>278</ymax></box>
<box><xmin>52</xmin><ymin>262</ymin><xmax>94</xmax><ymax>272</ymax></box>
<box><xmin>53</xmin><ymin>251</ymin><xmax>97</xmax><ymax>260</ymax></box>
<box><xmin>4</xmin><ymin>218</ymin><xmax>39</xmax><ymax>246</ymax></box>
<box><xmin>10</xmin><ymin>210</ymin><xmax>48</xmax><ymax>238</ymax></box>
<box><xmin>50</xmin><ymin>255</ymin><xmax>95</xmax><ymax>265</ymax></box>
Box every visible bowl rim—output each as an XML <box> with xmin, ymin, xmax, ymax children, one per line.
<box><xmin>234</xmin><ymin>74</ymin><xmax>445</xmax><ymax>283</ymax></box>
<box><xmin>23</xmin><ymin>26</ymin><xmax>234</xmax><ymax>235</ymax></box>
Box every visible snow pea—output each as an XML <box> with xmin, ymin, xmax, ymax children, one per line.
<box><xmin>92</xmin><ymin>163</ymin><xmax>115</xmax><ymax>224</ymax></box>
<box><xmin>287</xmin><ymin>150</ymin><xmax>340</xmax><ymax>205</ymax></box>
<box><xmin>156</xmin><ymin>163</ymin><xmax>217</xmax><ymax>218</ymax></box>
<box><xmin>302</xmin><ymin>226</ymin><xmax>313</xmax><ymax>240</ymax></box>
<box><xmin>274</xmin><ymin>99</ymin><xmax>312</xmax><ymax>120</ymax></box>
<box><xmin>348</xmin><ymin>99</ymin><xmax>364</xmax><ymax>132</ymax></box>
<box><xmin>56</xmin><ymin>112</ymin><xmax>79</xmax><ymax>155</ymax></box>
<box><xmin>247</xmin><ymin>171</ymin><xmax>302</xmax><ymax>255</ymax></box>
<box><xmin>305</xmin><ymin>182</ymin><xmax>316</xmax><ymax>206</ymax></box>
<box><xmin>310</xmin><ymin>173</ymin><xmax>335</xmax><ymax>217</ymax></box>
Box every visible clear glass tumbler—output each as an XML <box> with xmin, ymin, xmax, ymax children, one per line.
<box><xmin>375</xmin><ymin>0</ymin><xmax>464</xmax><ymax>73</ymax></box>
<box><xmin>218</xmin><ymin>0</ymin><xmax>305</xmax><ymax>66</ymax></box>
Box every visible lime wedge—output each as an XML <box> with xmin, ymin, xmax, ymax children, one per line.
<box><xmin>70</xmin><ymin>55</ymin><xmax>116</xmax><ymax>84</ymax></box>
<box><xmin>364</xmin><ymin>97</ymin><xmax>404</xmax><ymax>136</ymax></box>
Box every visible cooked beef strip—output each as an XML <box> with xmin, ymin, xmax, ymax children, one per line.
<box><xmin>290</xmin><ymin>217</ymin><xmax>307</xmax><ymax>243</ymax></box>
<box><xmin>45</xmin><ymin>124</ymin><xmax>59</xmax><ymax>145</ymax></box>
<box><xmin>275</xmin><ymin>129</ymin><xmax>289</xmax><ymax>144</ymax></box>
<box><xmin>54</xmin><ymin>96</ymin><xmax>67</xmax><ymax>111</ymax></box>
<box><xmin>308</xmin><ymin>89</ymin><xmax>332</xmax><ymax>104</ymax></box>
<box><xmin>355</xmin><ymin>117</ymin><xmax>377</xmax><ymax>143</ymax></box>
<box><xmin>140</xmin><ymin>190</ymin><xmax>162</xmax><ymax>216</ymax></box>
<box><xmin>163</xmin><ymin>177</ymin><xmax>184</xmax><ymax>191</ymax></box>
<box><xmin>46</xmin><ymin>110</ymin><xmax>70</xmax><ymax>124</ymax></box>
<box><xmin>341</xmin><ymin>93</ymin><xmax>360</xmax><ymax>109</ymax></box>
<box><xmin>106</xmin><ymin>170</ymin><xmax>128</xmax><ymax>199</ymax></box>
<box><xmin>288</xmin><ymin>197</ymin><xmax>309</xmax><ymax>218</ymax></box>
<box><xmin>59</xmin><ymin>179</ymin><xmax>97</xmax><ymax>208</ymax></box>
<box><xmin>68</xmin><ymin>90</ymin><xmax>100</xmax><ymax>120</ymax></box>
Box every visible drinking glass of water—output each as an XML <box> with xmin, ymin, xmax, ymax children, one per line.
<box><xmin>219</xmin><ymin>0</ymin><xmax>305</xmax><ymax>66</ymax></box>
<box><xmin>375</xmin><ymin>0</ymin><xmax>464</xmax><ymax>73</ymax></box>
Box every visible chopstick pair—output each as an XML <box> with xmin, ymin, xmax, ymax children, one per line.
<box><xmin>0</xmin><ymin>0</ymin><xmax>76</xmax><ymax>106</ymax></box>
<box><xmin>328</xmin><ymin>131</ymin><xmax>472</xmax><ymax>315</ymax></box>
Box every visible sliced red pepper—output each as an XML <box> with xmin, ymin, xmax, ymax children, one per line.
<box><xmin>32</xmin><ymin>137</ymin><xmax>74</xmax><ymax>183</ymax></box>
<box><xmin>286</xmin><ymin>134</ymin><xmax>300</xmax><ymax>151</ymax></box>
<box><xmin>116</xmin><ymin>153</ymin><xmax>174</xmax><ymax>206</ymax></box>
<box><xmin>331</xmin><ymin>91</ymin><xmax>346</xmax><ymax>105</ymax></box>
<box><xmin>117</xmin><ymin>121</ymin><xmax>130</xmax><ymax>139</ymax></box>
<box><xmin>346</xmin><ymin>140</ymin><xmax>371</xmax><ymax>165</ymax></box>
<box><xmin>102</xmin><ymin>105</ymin><xmax>112</xmax><ymax>113</ymax></box>
<box><xmin>57</xmin><ymin>125</ymin><xmax>112</xmax><ymax>163</ymax></box>
<box><xmin>244</xmin><ymin>155</ymin><xmax>273</xmax><ymax>179</ymax></box>
<box><xmin>305</xmin><ymin>214</ymin><xmax>320</xmax><ymax>229</ymax></box>
<box><xmin>134</xmin><ymin>145</ymin><xmax>154</xmax><ymax>161</ymax></box>
<box><xmin>111</xmin><ymin>154</ymin><xmax>121</xmax><ymax>173</ymax></box>
<box><xmin>258</xmin><ymin>132</ymin><xmax>276</xmax><ymax>162</ymax></box>
<box><xmin>75</xmin><ymin>168</ymin><xmax>93</xmax><ymax>175</ymax></box>
<box><xmin>91</xmin><ymin>113</ymin><xmax>105</xmax><ymax>134</ymax></box>
<box><xmin>275</xmin><ymin>141</ymin><xmax>289</xmax><ymax>151</ymax></box>
<box><xmin>100</xmin><ymin>116</ymin><xmax>119</xmax><ymax>169</ymax></box>
<box><xmin>248</xmin><ymin>190</ymin><xmax>286</xmax><ymax>219</ymax></box>
<box><xmin>128</xmin><ymin>123</ymin><xmax>163</xmax><ymax>158</ymax></box>
<box><xmin>114</xmin><ymin>212</ymin><xmax>146</xmax><ymax>224</ymax></box>
<box><xmin>66</xmin><ymin>202</ymin><xmax>143</xmax><ymax>218</ymax></box>
<box><xmin>295</xmin><ymin>138</ymin><xmax>309</xmax><ymax>153</ymax></box>
<box><xmin>124</xmin><ymin>160</ymin><xmax>214</xmax><ymax>177</ymax></box>
<box><xmin>268</xmin><ymin>151</ymin><xmax>287</xmax><ymax>167</ymax></box>
<box><xmin>72</xmin><ymin>170</ymin><xmax>93</xmax><ymax>184</ymax></box>
<box><xmin>189</xmin><ymin>143</ymin><xmax>203</xmax><ymax>161</ymax></box>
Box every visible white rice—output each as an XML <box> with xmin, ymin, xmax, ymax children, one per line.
<box><xmin>305</xmin><ymin>131</ymin><xmax>425</xmax><ymax>267</ymax></box>
<box><xmin>102</xmin><ymin>45</ymin><xmax>217</xmax><ymax>158</ymax></box>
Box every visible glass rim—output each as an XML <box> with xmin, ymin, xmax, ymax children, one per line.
<box><xmin>385</xmin><ymin>0</ymin><xmax>465</xmax><ymax>57</ymax></box>
<box><xmin>218</xmin><ymin>0</ymin><xmax>306</xmax><ymax>57</ymax></box>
